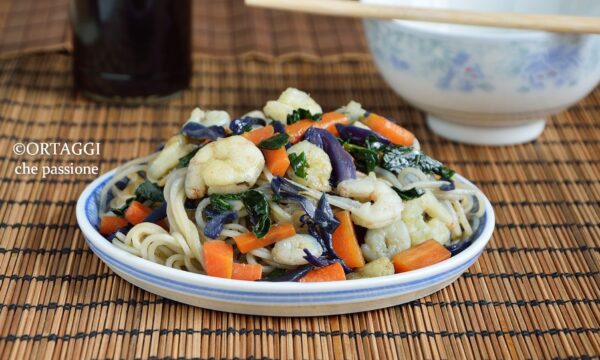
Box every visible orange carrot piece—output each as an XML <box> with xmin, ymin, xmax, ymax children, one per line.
<box><xmin>393</xmin><ymin>239</ymin><xmax>451</xmax><ymax>273</ymax></box>
<box><xmin>124</xmin><ymin>201</ymin><xmax>152</xmax><ymax>225</ymax></box>
<box><xmin>363</xmin><ymin>113</ymin><xmax>415</xmax><ymax>146</ymax></box>
<box><xmin>242</xmin><ymin>125</ymin><xmax>275</xmax><ymax>145</ymax></box>
<box><xmin>203</xmin><ymin>240</ymin><xmax>234</xmax><ymax>278</ymax></box>
<box><xmin>285</xmin><ymin>119</ymin><xmax>314</xmax><ymax>144</ymax></box>
<box><xmin>232</xmin><ymin>263</ymin><xmax>263</xmax><ymax>281</ymax></box>
<box><xmin>263</xmin><ymin>147</ymin><xmax>290</xmax><ymax>177</ymax></box>
<box><xmin>300</xmin><ymin>262</ymin><xmax>346</xmax><ymax>282</ymax></box>
<box><xmin>315</xmin><ymin>112</ymin><xmax>349</xmax><ymax>137</ymax></box>
<box><xmin>99</xmin><ymin>216</ymin><xmax>128</xmax><ymax>236</ymax></box>
<box><xmin>332</xmin><ymin>211</ymin><xmax>365</xmax><ymax>268</ymax></box>
<box><xmin>234</xmin><ymin>223</ymin><xmax>296</xmax><ymax>254</ymax></box>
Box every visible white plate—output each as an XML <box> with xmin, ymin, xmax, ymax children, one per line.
<box><xmin>76</xmin><ymin>169</ymin><xmax>495</xmax><ymax>316</ymax></box>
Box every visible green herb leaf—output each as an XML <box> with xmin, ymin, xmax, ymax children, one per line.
<box><xmin>241</xmin><ymin>190</ymin><xmax>271</xmax><ymax>238</ymax></box>
<box><xmin>286</xmin><ymin>108</ymin><xmax>322</xmax><ymax>125</ymax></box>
<box><xmin>110</xmin><ymin>197</ymin><xmax>135</xmax><ymax>216</ymax></box>
<box><xmin>177</xmin><ymin>147</ymin><xmax>200</xmax><ymax>168</ymax></box>
<box><xmin>135</xmin><ymin>180</ymin><xmax>164</xmax><ymax>203</ymax></box>
<box><xmin>393</xmin><ymin>187</ymin><xmax>425</xmax><ymax>201</ymax></box>
<box><xmin>209</xmin><ymin>193</ymin><xmax>242</xmax><ymax>213</ymax></box>
<box><xmin>257</xmin><ymin>133</ymin><xmax>290</xmax><ymax>150</ymax></box>
<box><xmin>380</xmin><ymin>146</ymin><xmax>454</xmax><ymax>179</ymax></box>
<box><xmin>265</xmin><ymin>268</ymin><xmax>286</xmax><ymax>279</ymax></box>
<box><xmin>288</xmin><ymin>152</ymin><xmax>309</xmax><ymax>179</ymax></box>
<box><xmin>343</xmin><ymin>142</ymin><xmax>379</xmax><ymax>173</ymax></box>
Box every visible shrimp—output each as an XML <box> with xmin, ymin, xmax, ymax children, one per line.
<box><xmin>186</xmin><ymin>107</ymin><xmax>231</xmax><ymax>127</ymax></box>
<box><xmin>402</xmin><ymin>191</ymin><xmax>452</xmax><ymax>246</ymax></box>
<box><xmin>185</xmin><ymin>135</ymin><xmax>265</xmax><ymax>198</ymax></box>
<box><xmin>271</xmin><ymin>234</ymin><xmax>323</xmax><ymax>266</ymax></box>
<box><xmin>148</xmin><ymin>134</ymin><xmax>196</xmax><ymax>181</ymax></box>
<box><xmin>336</xmin><ymin>173</ymin><xmax>403</xmax><ymax>229</ymax></box>
<box><xmin>286</xmin><ymin>140</ymin><xmax>333</xmax><ymax>192</ymax></box>
<box><xmin>362</xmin><ymin>220</ymin><xmax>411</xmax><ymax>261</ymax></box>
<box><xmin>263</xmin><ymin>87</ymin><xmax>322</xmax><ymax>123</ymax></box>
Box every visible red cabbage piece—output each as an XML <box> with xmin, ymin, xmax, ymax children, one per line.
<box><xmin>181</xmin><ymin>122</ymin><xmax>225</xmax><ymax>140</ymax></box>
<box><xmin>335</xmin><ymin>124</ymin><xmax>390</xmax><ymax>145</ymax></box>
<box><xmin>204</xmin><ymin>210</ymin><xmax>237</xmax><ymax>239</ymax></box>
<box><xmin>229</xmin><ymin>117</ymin><xmax>266</xmax><ymax>135</ymax></box>
<box><xmin>304</xmin><ymin>127</ymin><xmax>356</xmax><ymax>186</ymax></box>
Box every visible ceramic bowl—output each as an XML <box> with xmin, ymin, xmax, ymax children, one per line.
<box><xmin>363</xmin><ymin>0</ymin><xmax>600</xmax><ymax>145</ymax></box>
<box><xmin>77</xmin><ymin>169</ymin><xmax>495</xmax><ymax>316</ymax></box>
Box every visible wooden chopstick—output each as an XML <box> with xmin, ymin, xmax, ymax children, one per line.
<box><xmin>245</xmin><ymin>0</ymin><xmax>600</xmax><ymax>34</ymax></box>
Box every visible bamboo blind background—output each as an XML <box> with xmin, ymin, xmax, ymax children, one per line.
<box><xmin>0</xmin><ymin>53</ymin><xmax>598</xmax><ymax>359</ymax></box>
<box><xmin>0</xmin><ymin>0</ymin><xmax>367</xmax><ymax>59</ymax></box>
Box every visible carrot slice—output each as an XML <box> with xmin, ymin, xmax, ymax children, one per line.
<box><xmin>285</xmin><ymin>119</ymin><xmax>314</xmax><ymax>144</ymax></box>
<box><xmin>300</xmin><ymin>262</ymin><xmax>346</xmax><ymax>282</ymax></box>
<box><xmin>203</xmin><ymin>240</ymin><xmax>234</xmax><ymax>278</ymax></box>
<box><xmin>233</xmin><ymin>223</ymin><xmax>296</xmax><ymax>253</ymax></box>
<box><xmin>363</xmin><ymin>113</ymin><xmax>415</xmax><ymax>146</ymax></box>
<box><xmin>232</xmin><ymin>263</ymin><xmax>263</xmax><ymax>281</ymax></box>
<box><xmin>314</xmin><ymin>112</ymin><xmax>349</xmax><ymax>137</ymax></box>
<box><xmin>99</xmin><ymin>216</ymin><xmax>128</xmax><ymax>236</ymax></box>
<box><xmin>392</xmin><ymin>239</ymin><xmax>451</xmax><ymax>273</ymax></box>
<box><xmin>124</xmin><ymin>201</ymin><xmax>152</xmax><ymax>225</ymax></box>
<box><xmin>332</xmin><ymin>211</ymin><xmax>365</xmax><ymax>268</ymax></box>
<box><xmin>263</xmin><ymin>147</ymin><xmax>290</xmax><ymax>177</ymax></box>
<box><xmin>242</xmin><ymin>125</ymin><xmax>275</xmax><ymax>145</ymax></box>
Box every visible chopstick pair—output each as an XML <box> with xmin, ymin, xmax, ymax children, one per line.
<box><xmin>246</xmin><ymin>0</ymin><xmax>600</xmax><ymax>34</ymax></box>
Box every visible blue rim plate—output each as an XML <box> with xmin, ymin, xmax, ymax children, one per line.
<box><xmin>76</xmin><ymin>169</ymin><xmax>495</xmax><ymax>316</ymax></box>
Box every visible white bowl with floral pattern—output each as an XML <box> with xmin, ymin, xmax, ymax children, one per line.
<box><xmin>362</xmin><ymin>0</ymin><xmax>600</xmax><ymax>145</ymax></box>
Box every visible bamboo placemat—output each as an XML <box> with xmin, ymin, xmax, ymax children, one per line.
<box><xmin>0</xmin><ymin>0</ymin><xmax>367</xmax><ymax>59</ymax></box>
<box><xmin>0</xmin><ymin>53</ymin><xmax>598</xmax><ymax>359</ymax></box>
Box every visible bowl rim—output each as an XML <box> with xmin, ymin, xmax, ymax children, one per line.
<box><xmin>360</xmin><ymin>0</ymin><xmax>587</xmax><ymax>40</ymax></box>
<box><xmin>76</xmin><ymin>168</ymin><xmax>495</xmax><ymax>295</ymax></box>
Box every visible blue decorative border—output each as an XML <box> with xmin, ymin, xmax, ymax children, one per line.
<box><xmin>83</xmin><ymin>173</ymin><xmax>484</xmax><ymax>304</ymax></box>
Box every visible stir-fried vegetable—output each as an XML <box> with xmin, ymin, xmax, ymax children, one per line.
<box><xmin>204</xmin><ymin>210</ymin><xmax>237</xmax><ymax>239</ymax></box>
<box><xmin>304</xmin><ymin>127</ymin><xmax>356</xmax><ymax>186</ymax></box>
<box><xmin>99</xmin><ymin>216</ymin><xmax>128</xmax><ymax>236</ymax></box>
<box><xmin>258</xmin><ymin>133</ymin><xmax>290</xmax><ymax>150</ymax></box>
<box><xmin>181</xmin><ymin>122</ymin><xmax>225</xmax><ymax>140</ymax></box>
<box><xmin>241</xmin><ymin>190</ymin><xmax>272</xmax><ymax>238</ymax></box>
<box><xmin>242</xmin><ymin>125</ymin><xmax>275</xmax><ymax>145</ymax></box>
<box><xmin>135</xmin><ymin>180</ymin><xmax>164</xmax><ymax>203</ymax></box>
<box><xmin>288</xmin><ymin>152</ymin><xmax>309</xmax><ymax>179</ymax></box>
<box><xmin>392</xmin><ymin>240</ymin><xmax>451</xmax><ymax>273</ymax></box>
<box><xmin>229</xmin><ymin>116</ymin><xmax>266</xmax><ymax>135</ymax></box>
<box><xmin>286</xmin><ymin>108</ymin><xmax>322</xmax><ymax>124</ymax></box>
<box><xmin>203</xmin><ymin>240</ymin><xmax>234</xmax><ymax>278</ymax></box>
<box><xmin>299</xmin><ymin>262</ymin><xmax>346</xmax><ymax>282</ymax></box>
<box><xmin>362</xmin><ymin>113</ymin><xmax>415</xmax><ymax>146</ymax></box>
<box><xmin>234</xmin><ymin>223</ymin><xmax>296</xmax><ymax>253</ymax></box>
<box><xmin>263</xmin><ymin>147</ymin><xmax>290</xmax><ymax>176</ymax></box>
<box><xmin>232</xmin><ymin>263</ymin><xmax>262</xmax><ymax>281</ymax></box>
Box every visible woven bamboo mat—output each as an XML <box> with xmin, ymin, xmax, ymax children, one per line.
<box><xmin>0</xmin><ymin>0</ymin><xmax>367</xmax><ymax>59</ymax></box>
<box><xmin>0</xmin><ymin>52</ymin><xmax>599</xmax><ymax>359</ymax></box>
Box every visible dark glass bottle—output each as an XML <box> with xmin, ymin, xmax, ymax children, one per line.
<box><xmin>71</xmin><ymin>0</ymin><xmax>191</xmax><ymax>101</ymax></box>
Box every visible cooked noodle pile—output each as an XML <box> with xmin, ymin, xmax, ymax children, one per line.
<box><xmin>98</xmin><ymin>88</ymin><xmax>485</xmax><ymax>282</ymax></box>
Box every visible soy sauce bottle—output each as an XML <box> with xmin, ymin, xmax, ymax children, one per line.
<box><xmin>71</xmin><ymin>0</ymin><xmax>191</xmax><ymax>102</ymax></box>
